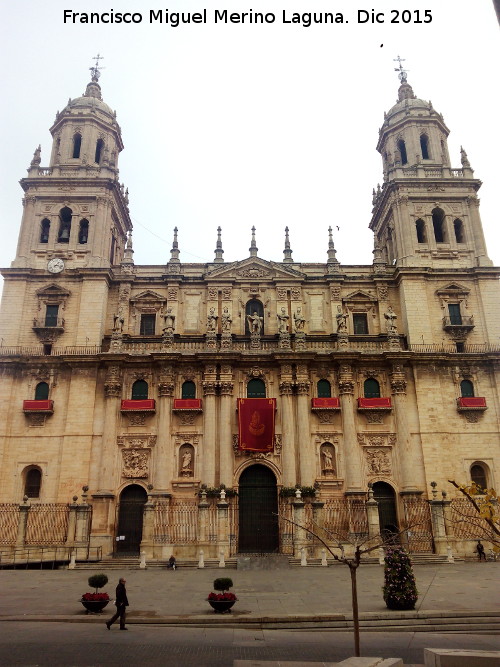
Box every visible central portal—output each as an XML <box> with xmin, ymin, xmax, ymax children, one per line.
<box><xmin>238</xmin><ymin>464</ymin><xmax>279</xmax><ymax>553</ymax></box>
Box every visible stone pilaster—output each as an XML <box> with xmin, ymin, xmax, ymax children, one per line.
<box><xmin>279</xmin><ymin>366</ymin><xmax>296</xmax><ymax>486</ymax></box>
<box><xmin>156</xmin><ymin>370</ymin><xmax>175</xmax><ymax>492</ymax></box>
<box><xmin>65</xmin><ymin>498</ymin><xmax>79</xmax><ymax>546</ymax></box>
<box><xmin>219</xmin><ymin>368</ymin><xmax>234</xmax><ymax>487</ymax></box>
<box><xmin>202</xmin><ymin>366</ymin><xmax>218</xmax><ymax>486</ymax></box>
<box><xmin>97</xmin><ymin>364</ymin><xmax>121</xmax><ymax>493</ymax></box>
<box><xmin>140</xmin><ymin>497</ymin><xmax>156</xmax><ymax>559</ymax></box>
<box><xmin>16</xmin><ymin>498</ymin><xmax>30</xmax><ymax>547</ymax></box>
<box><xmin>338</xmin><ymin>364</ymin><xmax>364</xmax><ymax>492</ymax></box>
<box><xmin>296</xmin><ymin>378</ymin><xmax>313</xmax><ymax>486</ymax></box>
<box><xmin>217</xmin><ymin>495</ymin><xmax>230</xmax><ymax>559</ymax></box>
<box><xmin>366</xmin><ymin>485</ymin><xmax>380</xmax><ymax>538</ymax></box>
<box><xmin>292</xmin><ymin>499</ymin><xmax>306</xmax><ymax>557</ymax></box>
<box><xmin>390</xmin><ymin>364</ymin><xmax>425</xmax><ymax>493</ymax></box>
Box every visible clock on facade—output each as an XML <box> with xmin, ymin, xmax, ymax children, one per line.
<box><xmin>47</xmin><ymin>258</ymin><xmax>65</xmax><ymax>273</ymax></box>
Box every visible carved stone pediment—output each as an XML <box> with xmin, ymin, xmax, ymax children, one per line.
<box><xmin>205</xmin><ymin>257</ymin><xmax>305</xmax><ymax>280</ymax></box>
<box><xmin>130</xmin><ymin>290</ymin><xmax>166</xmax><ymax>306</ymax></box>
<box><xmin>36</xmin><ymin>284</ymin><xmax>71</xmax><ymax>299</ymax></box>
<box><xmin>343</xmin><ymin>289</ymin><xmax>377</xmax><ymax>303</ymax></box>
<box><xmin>436</xmin><ymin>283</ymin><xmax>470</xmax><ymax>299</ymax></box>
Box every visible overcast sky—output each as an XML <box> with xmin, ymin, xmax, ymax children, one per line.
<box><xmin>1</xmin><ymin>1</ymin><xmax>499</xmax><ymax>292</ymax></box>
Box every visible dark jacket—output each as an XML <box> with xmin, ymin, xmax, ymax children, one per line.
<box><xmin>115</xmin><ymin>582</ymin><xmax>129</xmax><ymax>607</ymax></box>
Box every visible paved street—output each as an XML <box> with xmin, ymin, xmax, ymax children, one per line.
<box><xmin>0</xmin><ymin>622</ymin><xmax>498</xmax><ymax>666</ymax></box>
<box><xmin>0</xmin><ymin>562</ymin><xmax>498</xmax><ymax>665</ymax></box>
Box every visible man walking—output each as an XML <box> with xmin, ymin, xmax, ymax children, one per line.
<box><xmin>106</xmin><ymin>578</ymin><xmax>129</xmax><ymax>630</ymax></box>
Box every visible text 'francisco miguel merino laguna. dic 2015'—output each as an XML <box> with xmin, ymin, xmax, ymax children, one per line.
<box><xmin>62</xmin><ymin>9</ymin><xmax>433</xmax><ymax>27</ymax></box>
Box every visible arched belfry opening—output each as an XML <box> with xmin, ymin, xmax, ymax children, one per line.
<box><xmin>238</xmin><ymin>464</ymin><xmax>278</xmax><ymax>553</ymax></box>
<box><xmin>116</xmin><ymin>484</ymin><xmax>148</xmax><ymax>554</ymax></box>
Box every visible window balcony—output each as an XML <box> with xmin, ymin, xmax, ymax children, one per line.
<box><xmin>120</xmin><ymin>399</ymin><xmax>156</xmax><ymax>413</ymax></box>
<box><xmin>23</xmin><ymin>399</ymin><xmax>54</xmax><ymax>414</ymax></box>
<box><xmin>442</xmin><ymin>315</ymin><xmax>474</xmax><ymax>332</ymax></box>
<box><xmin>457</xmin><ymin>397</ymin><xmax>487</xmax><ymax>411</ymax></box>
<box><xmin>173</xmin><ymin>398</ymin><xmax>203</xmax><ymax>412</ymax></box>
<box><xmin>311</xmin><ymin>397</ymin><xmax>340</xmax><ymax>411</ymax></box>
<box><xmin>357</xmin><ymin>397</ymin><xmax>392</xmax><ymax>411</ymax></box>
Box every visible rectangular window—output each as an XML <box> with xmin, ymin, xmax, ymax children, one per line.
<box><xmin>353</xmin><ymin>313</ymin><xmax>368</xmax><ymax>335</ymax></box>
<box><xmin>45</xmin><ymin>305</ymin><xmax>59</xmax><ymax>327</ymax></box>
<box><xmin>140</xmin><ymin>314</ymin><xmax>156</xmax><ymax>335</ymax></box>
<box><xmin>448</xmin><ymin>304</ymin><xmax>462</xmax><ymax>325</ymax></box>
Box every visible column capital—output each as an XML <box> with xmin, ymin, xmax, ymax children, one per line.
<box><xmin>339</xmin><ymin>379</ymin><xmax>355</xmax><ymax>395</ymax></box>
<box><xmin>158</xmin><ymin>381</ymin><xmax>175</xmax><ymax>397</ymax></box>
<box><xmin>296</xmin><ymin>381</ymin><xmax>310</xmax><ymax>395</ymax></box>
<box><xmin>390</xmin><ymin>364</ymin><xmax>407</xmax><ymax>394</ymax></box>
<box><xmin>219</xmin><ymin>382</ymin><xmax>234</xmax><ymax>396</ymax></box>
<box><xmin>279</xmin><ymin>381</ymin><xmax>294</xmax><ymax>396</ymax></box>
<box><xmin>203</xmin><ymin>381</ymin><xmax>217</xmax><ymax>396</ymax></box>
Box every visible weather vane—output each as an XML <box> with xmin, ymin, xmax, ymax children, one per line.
<box><xmin>393</xmin><ymin>55</ymin><xmax>408</xmax><ymax>84</ymax></box>
<box><xmin>90</xmin><ymin>54</ymin><xmax>105</xmax><ymax>82</ymax></box>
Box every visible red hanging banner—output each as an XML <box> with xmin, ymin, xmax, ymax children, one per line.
<box><xmin>237</xmin><ymin>398</ymin><xmax>276</xmax><ymax>452</ymax></box>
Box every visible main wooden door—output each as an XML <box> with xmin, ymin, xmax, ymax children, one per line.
<box><xmin>373</xmin><ymin>481</ymin><xmax>398</xmax><ymax>539</ymax></box>
<box><xmin>116</xmin><ymin>484</ymin><xmax>147</xmax><ymax>554</ymax></box>
<box><xmin>238</xmin><ymin>465</ymin><xmax>279</xmax><ymax>553</ymax></box>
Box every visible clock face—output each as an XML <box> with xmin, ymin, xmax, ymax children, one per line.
<box><xmin>47</xmin><ymin>258</ymin><xmax>65</xmax><ymax>274</ymax></box>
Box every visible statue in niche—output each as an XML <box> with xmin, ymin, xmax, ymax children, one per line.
<box><xmin>180</xmin><ymin>446</ymin><xmax>194</xmax><ymax>477</ymax></box>
<box><xmin>247</xmin><ymin>311</ymin><xmax>263</xmax><ymax>335</ymax></box>
<box><xmin>207</xmin><ymin>307</ymin><xmax>218</xmax><ymax>332</ymax></box>
<box><xmin>113</xmin><ymin>311</ymin><xmax>124</xmax><ymax>332</ymax></box>
<box><xmin>321</xmin><ymin>444</ymin><xmax>336</xmax><ymax>476</ymax></box>
<box><xmin>221</xmin><ymin>307</ymin><xmax>232</xmax><ymax>333</ymax></box>
<box><xmin>336</xmin><ymin>305</ymin><xmax>348</xmax><ymax>333</ymax></box>
<box><xmin>384</xmin><ymin>306</ymin><xmax>398</xmax><ymax>334</ymax></box>
<box><xmin>293</xmin><ymin>307</ymin><xmax>305</xmax><ymax>332</ymax></box>
<box><xmin>277</xmin><ymin>307</ymin><xmax>289</xmax><ymax>333</ymax></box>
<box><xmin>163</xmin><ymin>307</ymin><xmax>175</xmax><ymax>333</ymax></box>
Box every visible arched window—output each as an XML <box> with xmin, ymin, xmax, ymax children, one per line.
<box><xmin>317</xmin><ymin>379</ymin><xmax>331</xmax><ymax>398</ymax></box>
<box><xmin>247</xmin><ymin>378</ymin><xmax>266</xmax><ymax>398</ymax></box>
<box><xmin>72</xmin><ymin>133</ymin><xmax>82</xmax><ymax>159</ymax></box>
<box><xmin>470</xmin><ymin>463</ymin><xmax>488</xmax><ymax>490</ymax></box>
<box><xmin>181</xmin><ymin>381</ymin><xmax>196</xmax><ymax>399</ymax></box>
<box><xmin>364</xmin><ymin>378</ymin><xmax>380</xmax><ymax>398</ymax></box>
<box><xmin>397</xmin><ymin>139</ymin><xmax>408</xmax><ymax>165</ymax></box>
<box><xmin>131</xmin><ymin>380</ymin><xmax>148</xmax><ymax>400</ymax></box>
<box><xmin>58</xmin><ymin>207</ymin><xmax>72</xmax><ymax>243</ymax></box>
<box><xmin>432</xmin><ymin>208</ymin><xmax>446</xmax><ymax>243</ymax></box>
<box><xmin>95</xmin><ymin>138</ymin><xmax>104</xmax><ymax>164</ymax></box>
<box><xmin>34</xmin><ymin>382</ymin><xmax>49</xmax><ymax>400</ymax></box>
<box><xmin>460</xmin><ymin>380</ymin><xmax>474</xmax><ymax>397</ymax></box>
<box><xmin>420</xmin><ymin>134</ymin><xmax>430</xmax><ymax>160</ymax></box>
<box><xmin>415</xmin><ymin>219</ymin><xmax>426</xmax><ymax>243</ymax></box>
<box><xmin>78</xmin><ymin>219</ymin><xmax>89</xmax><ymax>244</ymax></box>
<box><xmin>454</xmin><ymin>219</ymin><xmax>465</xmax><ymax>243</ymax></box>
<box><xmin>40</xmin><ymin>219</ymin><xmax>50</xmax><ymax>244</ymax></box>
<box><xmin>24</xmin><ymin>467</ymin><xmax>42</xmax><ymax>498</ymax></box>
<box><xmin>245</xmin><ymin>299</ymin><xmax>264</xmax><ymax>335</ymax></box>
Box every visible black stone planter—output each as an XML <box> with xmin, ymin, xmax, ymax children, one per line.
<box><xmin>80</xmin><ymin>598</ymin><xmax>111</xmax><ymax>614</ymax></box>
<box><xmin>207</xmin><ymin>598</ymin><xmax>237</xmax><ymax>613</ymax></box>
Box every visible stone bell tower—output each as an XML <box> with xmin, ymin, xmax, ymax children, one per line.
<box><xmin>12</xmin><ymin>55</ymin><xmax>131</xmax><ymax>272</ymax></box>
<box><xmin>370</xmin><ymin>58</ymin><xmax>492</xmax><ymax>271</ymax></box>
<box><xmin>1</xmin><ymin>57</ymin><xmax>132</xmax><ymax>347</ymax></box>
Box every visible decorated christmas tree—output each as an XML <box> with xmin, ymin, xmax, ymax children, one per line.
<box><xmin>383</xmin><ymin>547</ymin><xmax>418</xmax><ymax>610</ymax></box>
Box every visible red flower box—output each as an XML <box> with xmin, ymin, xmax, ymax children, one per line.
<box><xmin>23</xmin><ymin>399</ymin><xmax>54</xmax><ymax>413</ymax></box>
<box><xmin>457</xmin><ymin>397</ymin><xmax>487</xmax><ymax>409</ymax></box>
<box><xmin>358</xmin><ymin>397</ymin><xmax>392</xmax><ymax>409</ymax></box>
<box><xmin>173</xmin><ymin>399</ymin><xmax>202</xmax><ymax>410</ymax></box>
<box><xmin>120</xmin><ymin>399</ymin><xmax>156</xmax><ymax>412</ymax></box>
<box><xmin>311</xmin><ymin>397</ymin><xmax>340</xmax><ymax>409</ymax></box>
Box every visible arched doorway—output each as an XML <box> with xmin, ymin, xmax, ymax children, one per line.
<box><xmin>116</xmin><ymin>485</ymin><xmax>148</xmax><ymax>554</ymax></box>
<box><xmin>372</xmin><ymin>481</ymin><xmax>398</xmax><ymax>540</ymax></box>
<box><xmin>238</xmin><ymin>465</ymin><xmax>278</xmax><ymax>553</ymax></box>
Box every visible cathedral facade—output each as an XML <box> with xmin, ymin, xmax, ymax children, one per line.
<box><xmin>0</xmin><ymin>67</ymin><xmax>498</xmax><ymax>561</ymax></box>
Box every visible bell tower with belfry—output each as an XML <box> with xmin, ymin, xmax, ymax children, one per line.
<box><xmin>1</xmin><ymin>56</ymin><xmax>132</xmax><ymax>347</ymax></box>
<box><xmin>370</xmin><ymin>56</ymin><xmax>492</xmax><ymax>271</ymax></box>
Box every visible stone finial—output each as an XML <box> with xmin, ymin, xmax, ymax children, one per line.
<box><xmin>249</xmin><ymin>226</ymin><xmax>258</xmax><ymax>257</ymax></box>
<box><xmin>30</xmin><ymin>145</ymin><xmax>41</xmax><ymax>167</ymax></box>
<box><xmin>214</xmin><ymin>226</ymin><xmax>224</xmax><ymax>263</ymax></box>
<box><xmin>169</xmin><ymin>227</ymin><xmax>180</xmax><ymax>264</ymax></box>
<box><xmin>283</xmin><ymin>226</ymin><xmax>293</xmax><ymax>263</ymax></box>
<box><xmin>460</xmin><ymin>146</ymin><xmax>471</xmax><ymax>168</ymax></box>
<box><xmin>327</xmin><ymin>226</ymin><xmax>339</xmax><ymax>268</ymax></box>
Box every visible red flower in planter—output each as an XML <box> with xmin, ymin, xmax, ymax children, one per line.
<box><xmin>81</xmin><ymin>592</ymin><xmax>110</xmax><ymax>601</ymax></box>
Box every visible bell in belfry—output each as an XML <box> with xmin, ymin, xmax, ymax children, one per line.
<box><xmin>59</xmin><ymin>225</ymin><xmax>70</xmax><ymax>242</ymax></box>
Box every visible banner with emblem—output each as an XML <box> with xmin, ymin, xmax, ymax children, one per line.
<box><xmin>237</xmin><ymin>398</ymin><xmax>276</xmax><ymax>452</ymax></box>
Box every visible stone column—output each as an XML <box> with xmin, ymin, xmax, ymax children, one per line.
<box><xmin>217</xmin><ymin>494</ymin><xmax>229</xmax><ymax>559</ymax></box>
<box><xmin>140</xmin><ymin>496</ymin><xmax>156</xmax><ymax>559</ymax></box>
<box><xmin>292</xmin><ymin>497</ymin><xmax>306</xmax><ymax>558</ymax></box>
<box><xmin>390</xmin><ymin>364</ymin><xmax>425</xmax><ymax>493</ymax></box>
<box><xmin>296</xmin><ymin>378</ymin><xmax>314</xmax><ymax>486</ymax></box>
<box><xmin>16</xmin><ymin>497</ymin><xmax>30</xmax><ymax>547</ymax></box>
<box><xmin>338</xmin><ymin>363</ymin><xmax>364</xmax><ymax>493</ymax></box>
<box><xmin>156</xmin><ymin>368</ymin><xmax>175</xmax><ymax>493</ymax></box>
<box><xmin>279</xmin><ymin>366</ymin><xmax>296</xmax><ymax>486</ymax></box>
<box><xmin>197</xmin><ymin>490</ymin><xmax>209</xmax><ymax>545</ymax></box>
<box><xmin>97</xmin><ymin>364</ymin><xmax>122</xmax><ymax>493</ymax></box>
<box><xmin>366</xmin><ymin>485</ymin><xmax>380</xmax><ymax>539</ymax></box>
<box><xmin>219</xmin><ymin>365</ymin><xmax>234</xmax><ymax>487</ymax></box>
<box><xmin>65</xmin><ymin>498</ymin><xmax>79</xmax><ymax>546</ymax></box>
<box><xmin>15</xmin><ymin>196</ymin><xmax>37</xmax><ymax>266</ymax></box>
<box><xmin>202</xmin><ymin>366</ymin><xmax>218</xmax><ymax>487</ymax></box>
<box><xmin>75</xmin><ymin>502</ymin><xmax>91</xmax><ymax>545</ymax></box>
<box><xmin>312</xmin><ymin>500</ymin><xmax>324</xmax><ymax>558</ymax></box>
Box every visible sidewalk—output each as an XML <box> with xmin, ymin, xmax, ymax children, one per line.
<box><xmin>0</xmin><ymin>562</ymin><xmax>498</xmax><ymax>628</ymax></box>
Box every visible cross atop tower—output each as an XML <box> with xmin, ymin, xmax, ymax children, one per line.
<box><xmin>393</xmin><ymin>55</ymin><xmax>408</xmax><ymax>83</ymax></box>
<box><xmin>90</xmin><ymin>54</ymin><xmax>104</xmax><ymax>82</ymax></box>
